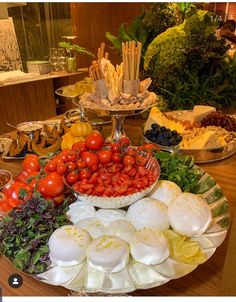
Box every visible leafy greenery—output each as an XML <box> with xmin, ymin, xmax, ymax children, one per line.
<box><xmin>105</xmin><ymin>3</ymin><xmax>181</xmax><ymax>67</ymax></box>
<box><xmin>144</xmin><ymin>8</ymin><xmax>236</xmax><ymax>109</ymax></box>
<box><xmin>0</xmin><ymin>197</ymin><xmax>70</xmax><ymax>274</ymax></box>
<box><xmin>154</xmin><ymin>151</ymin><xmax>202</xmax><ymax>193</ymax></box>
<box><xmin>58</xmin><ymin>41</ymin><xmax>94</xmax><ymax>57</ymax></box>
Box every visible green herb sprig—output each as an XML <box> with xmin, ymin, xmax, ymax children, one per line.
<box><xmin>154</xmin><ymin>151</ymin><xmax>202</xmax><ymax>193</ymax></box>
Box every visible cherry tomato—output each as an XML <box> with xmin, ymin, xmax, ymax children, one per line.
<box><xmin>127</xmin><ymin>147</ymin><xmax>137</xmax><ymax>157</ymax></box>
<box><xmin>66</xmin><ymin>171</ymin><xmax>79</xmax><ymax>185</ymax></box>
<box><xmin>85</xmin><ymin>132</ymin><xmax>104</xmax><ymax>150</ymax></box>
<box><xmin>95</xmin><ymin>184</ymin><xmax>105</xmax><ymax>195</ymax></box>
<box><xmin>135</xmin><ymin>153</ymin><xmax>148</xmax><ymax>166</ymax></box>
<box><xmin>123</xmin><ymin>155</ymin><xmax>135</xmax><ymax>166</ymax></box>
<box><xmin>79</xmin><ymin>168</ymin><xmax>92</xmax><ymax>180</ymax></box>
<box><xmin>76</xmin><ymin>159</ymin><xmax>87</xmax><ymax>169</ymax></box>
<box><xmin>64</xmin><ymin>152</ymin><xmax>77</xmax><ymax>163</ymax></box>
<box><xmin>26</xmin><ymin>171</ymin><xmax>40</xmax><ymax>188</ymax></box>
<box><xmin>45</xmin><ymin>160</ymin><xmax>57</xmax><ymax>173</ymax></box>
<box><xmin>123</xmin><ymin>165</ymin><xmax>133</xmax><ymax>174</ymax></box>
<box><xmin>112</xmin><ymin>152</ymin><xmax>122</xmax><ymax>163</ymax></box>
<box><xmin>14</xmin><ymin>170</ymin><xmax>28</xmax><ymax>183</ymax></box>
<box><xmin>103</xmin><ymin>185</ymin><xmax>114</xmax><ymax>197</ymax></box>
<box><xmin>114</xmin><ymin>184</ymin><xmax>128</xmax><ymax>195</ymax></box>
<box><xmin>57</xmin><ymin>163</ymin><xmax>68</xmax><ymax>174</ymax></box>
<box><xmin>72</xmin><ymin>142</ymin><xmax>87</xmax><ymax>153</ymax></box>
<box><xmin>119</xmin><ymin>136</ymin><xmax>130</xmax><ymax>147</ymax></box>
<box><xmin>137</xmin><ymin>166</ymin><xmax>147</xmax><ymax>177</ymax></box>
<box><xmin>87</xmin><ymin>172</ymin><xmax>98</xmax><ymax>184</ymax></box>
<box><xmin>98</xmin><ymin>150</ymin><xmax>112</xmax><ymax>164</ymax></box>
<box><xmin>67</xmin><ymin>161</ymin><xmax>77</xmax><ymax>171</ymax></box>
<box><xmin>91</xmin><ymin>164</ymin><xmax>99</xmax><ymax>172</ymax></box>
<box><xmin>142</xmin><ymin>143</ymin><xmax>160</xmax><ymax>154</ymax></box>
<box><xmin>58</xmin><ymin>149</ymin><xmax>70</xmax><ymax>161</ymax></box>
<box><xmin>111</xmin><ymin>142</ymin><xmax>121</xmax><ymax>153</ymax></box>
<box><xmin>37</xmin><ymin>172</ymin><xmax>64</xmax><ymax>198</ymax></box>
<box><xmin>107</xmin><ymin>163</ymin><xmax>122</xmax><ymax>174</ymax></box>
<box><xmin>22</xmin><ymin>154</ymin><xmax>40</xmax><ymax>174</ymax></box>
<box><xmin>54</xmin><ymin>157</ymin><xmax>64</xmax><ymax>166</ymax></box>
<box><xmin>81</xmin><ymin>151</ymin><xmax>99</xmax><ymax>167</ymax></box>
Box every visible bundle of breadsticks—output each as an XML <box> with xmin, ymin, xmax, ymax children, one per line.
<box><xmin>80</xmin><ymin>41</ymin><xmax>157</xmax><ymax>110</ymax></box>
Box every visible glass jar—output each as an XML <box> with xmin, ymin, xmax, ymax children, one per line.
<box><xmin>67</xmin><ymin>51</ymin><xmax>77</xmax><ymax>73</ymax></box>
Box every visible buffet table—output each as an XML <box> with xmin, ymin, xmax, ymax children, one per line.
<box><xmin>0</xmin><ymin>118</ymin><xmax>236</xmax><ymax>296</ymax></box>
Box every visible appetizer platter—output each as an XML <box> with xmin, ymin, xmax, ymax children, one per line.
<box><xmin>74</xmin><ymin>42</ymin><xmax>158</xmax><ymax>141</ymax></box>
<box><xmin>0</xmin><ymin>130</ymin><xmax>230</xmax><ymax>294</ymax></box>
<box><xmin>143</xmin><ymin>105</ymin><xmax>236</xmax><ymax>163</ymax></box>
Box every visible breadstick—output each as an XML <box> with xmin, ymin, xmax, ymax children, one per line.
<box><xmin>136</xmin><ymin>42</ymin><xmax>142</xmax><ymax>80</ymax></box>
<box><xmin>100</xmin><ymin>42</ymin><xmax>105</xmax><ymax>58</ymax></box>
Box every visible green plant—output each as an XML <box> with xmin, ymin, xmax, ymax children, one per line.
<box><xmin>106</xmin><ymin>12</ymin><xmax>149</xmax><ymax>59</ymax></box>
<box><xmin>58</xmin><ymin>41</ymin><xmax>94</xmax><ymax>57</ymax></box>
<box><xmin>105</xmin><ymin>3</ymin><xmax>181</xmax><ymax>67</ymax></box>
<box><xmin>144</xmin><ymin>8</ymin><xmax>236</xmax><ymax>110</ymax></box>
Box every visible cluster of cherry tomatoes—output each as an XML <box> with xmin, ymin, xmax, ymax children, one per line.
<box><xmin>0</xmin><ymin>131</ymin><xmax>160</xmax><ymax>212</ymax></box>
<box><xmin>61</xmin><ymin>133</ymin><xmax>160</xmax><ymax>197</ymax></box>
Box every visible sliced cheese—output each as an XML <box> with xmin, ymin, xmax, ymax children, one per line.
<box><xmin>185</xmin><ymin>131</ymin><xmax>223</xmax><ymax>149</ymax></box>
<box><xmin>192</xmin><ymin>105</ymin><xmax>216</xmax><ymax>123</ymax></box>
<box><xmin>144</xmin><ymin>107</ymin><xmax>186</xmax><ymax>134</ymax></box>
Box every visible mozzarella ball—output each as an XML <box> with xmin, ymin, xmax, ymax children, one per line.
<box><xmin>106</xmin><ymin>219</ymin><xmax>136</xmax><ymax>243</ymax></box>
<box><xmin>130</xmin><ymin>228</ymin><xmax>169</xmax><ymax>265</ymax></box>
<box><xmin>126</xmin><ymin>198</ymin><xmax>170</xmax><ymax>231</ymax></box>
<box><xmin>49</xmin><ymin>225</ymin><xmax>91</xmax><ymax>266</ymax></box>
<box><xmin>168</xmin><ymin>193</ymin><xmax>212</xmax><ymax>237</ymax></box>
<box><xmin>96</xmin><ymin>209</ymin><xmax>126</xmax><ymax>226</ymax></box>
<box><xmin>148</xmin><ymin>180</ymin><xmax>182</xmax><ymax>206</ymax></box>
<box><xmin>87</xmin><ymin>236</ymin><xmax>129</xmax><ymax>273</ymax></box>
<box><xmin>77</xmin><ymin>217</ymin><xmax>107</xmax><ymax>239</ymax></box>
<box><xmin>67</xmin><ymin>201</ymin><xmax>96</xmax><ymax>224</ymax></box>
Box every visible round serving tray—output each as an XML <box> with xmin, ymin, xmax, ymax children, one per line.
<box><xmin>34</xmin><ymin>165</ymin><xmax>230</xmax><ymax>294</ymax></box>
<box><xmin>75</xmin><ymin>101</ymin><xmax>158</xmax><ymax>118</ymax></box>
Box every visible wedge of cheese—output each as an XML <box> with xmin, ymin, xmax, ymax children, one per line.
<box><xmin>192</xmin><ymin>105</ymin><xmax>216</xmax><ymax>123</ymax></box>
<box><xmin>144</xmin><ymin>107</ymin><xmax>186</xmax><ymax>134</ymax></box>
<box><xmin>182</xmin><ymin>131</ymin><xmax>224</xmax><ymax>150</ymax></box>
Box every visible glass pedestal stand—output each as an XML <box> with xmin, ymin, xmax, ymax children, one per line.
<box><xmin>72</xmin><ymin>98</ymin><xmax>157</xmax><ymax>142</ymax></box>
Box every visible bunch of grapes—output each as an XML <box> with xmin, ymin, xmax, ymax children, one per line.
<box><xmin>201</xmin><ymin>112</ymin><xmax>236</xmax><ymax>132</ymax></box>
<box><xmin>145</xmin><ymin>124</ymin><xmax>182</xmax><ymax>147</ymax></box>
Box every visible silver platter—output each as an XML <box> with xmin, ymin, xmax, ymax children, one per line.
<box><xmin>34</xmin><ymin>165</ymin><xmax>230</xmax><ymax>293</ymax></box>
<box><xmin>143</xmin><ymin>109</ymin><xmax>236</xmax><ymax>164</ymax></box>
<box><xmin>143</xmin><ymin>135</ymin><xmax>236</xmax><ymax>164</ymax></box>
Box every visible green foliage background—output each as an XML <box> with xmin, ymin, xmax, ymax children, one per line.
<box><xmin>106</xmin><ymin>3</ymin><xmax>236</xmax><ymax>110</ymax></box>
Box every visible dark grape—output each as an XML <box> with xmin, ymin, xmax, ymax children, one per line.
<box><xmin>201</xmin><ymin>111</ymin><xmax>236</xmax><ymax>132</ymax></box>
<box><xmin>151</xmin><ymin>123</ymin><xmax>160</xmax><ymax>130</ymax></box>
<box><xmin>145</xmin><ymin>123</ymin><xmax>182</xmax><ymax>147</ymax></box>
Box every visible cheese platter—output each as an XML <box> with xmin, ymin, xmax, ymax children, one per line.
<box><xmin>143</xmin><ymin>105</ymin><xmax>236</xmax><ymax>163</ymax></box>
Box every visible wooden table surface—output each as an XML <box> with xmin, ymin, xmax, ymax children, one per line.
<box><xmin>0</xmin><ymin>118</ymin><xmax>235</xmax><ymax>296</ymax></box>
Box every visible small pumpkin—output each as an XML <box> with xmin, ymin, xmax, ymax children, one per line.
<box><xmin>70</xmin><ymin>121</ymin><xmax>93</xmax><ymax>138</ymax></box>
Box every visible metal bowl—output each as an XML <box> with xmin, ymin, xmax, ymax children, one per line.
<box><xmin>16</xmin><ymin>121</ymin><xmax>43</xmax><ymax>135</ymax></box>
<box><xmin>64</xmin><ymin>153</ymin><xmax>160</xmax><ymax>209</ymax></box>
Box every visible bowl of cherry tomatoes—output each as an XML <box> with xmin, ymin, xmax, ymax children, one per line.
<box><xmin>61</xmin><ymin>133</ymin><xmax>161</xmax><ymax>208</ymax></box>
